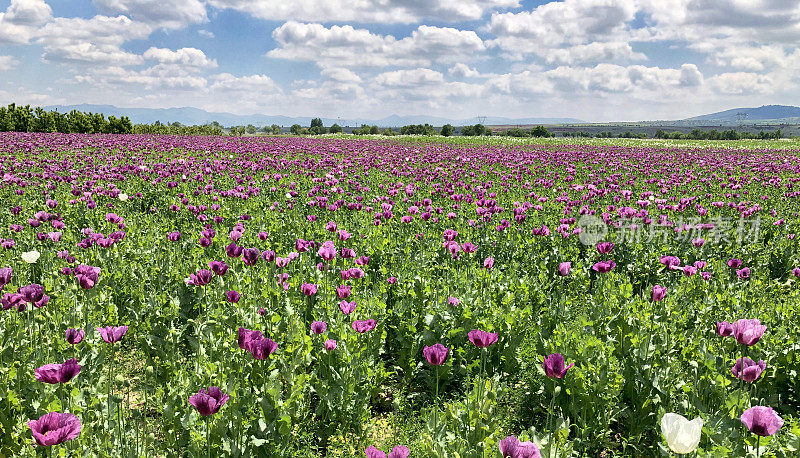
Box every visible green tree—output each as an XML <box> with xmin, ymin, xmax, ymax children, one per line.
<box><xmin>440</xmin><ymin>124</ymin><xmax>454</xmax><ymax>137</ymax></box>
<box><xmin>246</xmin><ymin>124</ymin><xmax>257</xmax><ymax>134</ymax></box>
<box><xmin>290</xmin><ymin>124</ymin><xmax>303</xmax><ymax>135</ymax></box>
<box><xmin>329</xmin><ymin>123</ymin><xmax>342</xmax><ymax>134</ymax></box>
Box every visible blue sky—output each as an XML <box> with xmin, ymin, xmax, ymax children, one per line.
<box><xmin>0</xmin><ymin>0</ymin><xmax>798</xmax><ymax>121</ymax></box>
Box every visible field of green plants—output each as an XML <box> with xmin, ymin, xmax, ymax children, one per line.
<box><xmin>0</xmin><ymin>132</ymin><xmax>798</xmax><ymax>457</ymax></box>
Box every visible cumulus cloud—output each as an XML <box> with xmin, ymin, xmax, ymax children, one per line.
<box><xmin>93</xmin><ymin>0</ymin><xmax>207</xmax><ymax>29</ymax></box>
<box><xmin>207</xmin><ymin>0</ymin><xmax>519</xmax><ymax>23</ymax></box>
<box><xmin>38</xmin><ymin>15</ymin><xmax>150</xmax><ymax>65</ymax></box>
<box><xmin>707</xmin><ymin>72</ymin><xmax>775</xmax><ymax>95</ymax></box>
<box><xmin>0</xmin><ymin>56</ymin><xmax>20</xmax><ymax>69</ymax></box>
<box><xmin>267</xmin><ymin>22</ymin><xmax>485</xmax><ymax>68</ymax></box>
<box><xmin>143</xmin><ymin>47</ymin><xmax>217</xmax><ymax>68</ymax></box>
<box><xmin>0</xmin><ymin>0</ymin><xmax>52</xmax><ymax>44</ymax></box>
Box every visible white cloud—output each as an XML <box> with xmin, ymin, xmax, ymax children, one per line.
<box><xmin>38</xmin><ymin>15</ymin><xmax>151</xmax><ymax>65</ymax></box>
<box><xmin>543</xmin><ymin>63</ymin><xmax>702</xmax><ymax>94</ymax></box>
<box><xmin>707</xmin><ymin>72</ymin><xmax>775</xmax><ymax>95</ymax></box>
<box><xmin>0</xmin><ymin>56</ymin><xmax>20</xmax><ymax>69</ymax></box>
<box><xmin>198</xmin><ymin>30</ymin><xmax>215</xmax><ymax>38</ymax></box>
<box><xmin>93</xmin><ymin>0</ymin><xmax>207</xmax><ymax>29</ymax></box>
<box><xmin>320</xmin><ymin>67</ymin><xmax>363</xmax><ymax>83</ymax></box>
<box><xmin>374</xmin><ymin>68</ymin><xmax>445</xmax><ymax>88</ymax></box>
<box><xmin>267</xmin><ymin>22</ymin><xmax>485</xmax><ymax>68</ymax></box>
<box><xmin>76</xmin><ymin>65</ymin><xmax>207</xmax><ymax>90</ymax></box>
<box><xmin>0</xmin><ymin>0</ymin><xmax>52</xmax><ymax>44</ymax></box>
<box><xmin>207</xmin><ymin>0</ymin><xmax>519</xmax><ymax>23</ymax></box>
<box><xmin>541</xmin><ymin>42</ymin><xmax>646</xmax><ymax>64</ymax></box>
<box><xmin>448</xmin><ymin>63</ymin><xmax>483</xmax><ymax>78</ymax></box>
<box><xmin>209</xmin><ymin>73</ymin><xmax>283</xmax><ymax>94</ymax></box>
<box><xmin>143</xmin><ymin>47</ymin><xmax>217</xmax><ymax>68</ymax></box>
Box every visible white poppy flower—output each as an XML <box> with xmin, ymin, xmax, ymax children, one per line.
<box><xmin>661</xmin><ymin>413</ymin><xmax>703</xmax><ymax>454</ymax></box>
<box><xmin>21</xmin><ymin>250</ymin><xmax>40</xmax><ymax>264</ymax></box>
<box><xmin>118</xmin><ymin>193</ymin><xmax>129</xmax><ymax>201</ymax></box>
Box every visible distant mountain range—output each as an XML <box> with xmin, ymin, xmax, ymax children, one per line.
<box><xmin>43</xmin><ymin>104</ymin><xmax>584</xmax><ymax>127</ymax></box>
<box><xmin>686</xmin><ymin>105</ymin><xmax>800</xmax><ymax>122</ymax></box>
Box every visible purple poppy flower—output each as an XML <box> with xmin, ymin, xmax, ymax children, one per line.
<box><xmin>324</xmin><ymin>339</ymin><xmax>337</xmax><ymax>351</ymax></box>
<box><xmin>448</xmin><ymin>296</ymin><xmax>459</xmax><ymax>307</ymax></box>
<box><xmin>167</xmin><ymin>231</ymin><xmax>181</xmax><ymax>241</ymax></box>
<box><xmin>247</xmin><ymin>337</ymin><xmax>278</xmax><ymax>359</ymax></box>
<box><xmin>317</xmin><ymin>241</ymin><xmax>336</xmax><ymax>261</ymax></box>
<box><xmin>225</xmin><ymin>242</ymin><xmax>243</xmax><ymax>258</ymax></box>
<box><xmin>683</xmin><ymin>266</ymin><xmax>697</xmax><ymax>277</ymax></box>
<box><xmin>651</xmin><ymin>285</ymin><xmax>667</xmax><ymax>302</ymax></box>
<box><xmin>387</xmin><ymin>446</ymin><xmax>410</xmax><ymax>458</ymax></box>
<box><xmin>543</xmin><ymin>353</ymin><xmax>574</xmax><ymax>379</ymax></box>
<box><xmin>96</xmin><ymin>326</ymin><xmax>128</xmax><ymax>343</ymax></box>
<box><xmin>209</xmin><ymin>260</ymin><xmax>228</xmax><ymax>276</ymax></box>
<box><xmin>596</xmin><ymin>242</ymin><xmax>614</xmax><ymax>254</ymax></box>
<box><xmin>0</xmin><ymin>267</ymin><xmax>11</xmax><ymax>288</ymax></box>
<box><xmin>19</xmin><ymin>284</ymin><xmax>44</xmax><ymax>303</ymax></box>
<box><xmin>365</xmin><ymin>446</ymin><xmax>387</xmax><ymax>458</ymax></box>
<box><xmin>226</xmin><ymin>290</ymin><xmax>241</xmax><ymax>303</ymax></box>
<box><xmin>558</xmin><ymin>262</ymin><xmax>571</xmax><ymax>276</ymax></box>
<box><xmin>261</xmin><ymin>250</ymin><xmax>276</xmax><ymax>262</ymax></box>
<box><xmin>728</xmin><ymin>258</ymin><xmax>743</xmax><ymax>269</ymax></box>
<box><xmin>387</xmin><ymin>276</ymin><xmax>397</xmax><ymax>285</ymax></box>
<box><xmin>237</xmin><ymin>327</ymin><xmax>264</xmax><ymax>350</ymax></box>
<box><xmin>311</xmin><ymin>321</ymin><xmax>327</xmax><ymax>334</ymax></box>
<box><xmin>352</xmin><ymin>319</ymin><xmax>377</xmax><ymax>333</ymax></box>
<box><xmin>484</xmin><ymin>256</ymin><xmax>495</xmax><ymax>270</ymax></box>
<box><xmin>336</xmin><ymin>285</ymin><xmax>352</xmax><ymax>299</ymax></box>
<box><xmin>339</xmin><ymin>300</ymin><xmax>356</xmax><ymax>314</ymax></box>
<box><xmin>189</xmin><ymin>387</ymin><xmax>229</xmax><ymax>416</ymax></box>
<box><xmin>2</xmin><ymin>292</ymin><xmax>24</xmax><ymax>311</ymax></box>
<box><xmin>741</xmin><ymin>406</ymin><xmax>784</xmax><ymax>436</ymax></box>
<box><xmin>242</xmin><ymin>248</ymin><xmax>259</xmax><ymax>266</ymax></box>
<box><xmin>499</xmin><ymin>435</ymin><xmax>541</xmax><ymax>458</ymax></box>
<box><xmin>65</xmin><ymin>328</ymin><xmax>85</xmax><ymax>345</ymax></box>
<box><xmin>74</xmin><ymin>265</ymin><xmax>101</xmax><ymax>289</ymax></box>
<box><xmin>732</xmin><ymin>357</ymin><xmax>766</xmax><ymax>382</ymax></box>
<box><xmin>736</xmin><ymin>267</ymin><xmax>751</xmax><ymax>279</ymax></box>
<box><xmin>793</xmin><ymin>267</ymin><xmax>800</xmax><ymax>277</ymax></box>
<box><xmin>592</xmin><ymin>260</ymin><xmax>616</xmax><ymax>273</ymax></box>
<box><xmin>28</xmin><ymin>412</ymin><xmax>81</xmax><ymax>446</ymax></box>
<box><xmin>733</xmin><ymin>319</ymin><xmax>766</xmax><ymax>346</ymax></box>
<box><xmin>185</xmin><ymin>269</ymin><xmax>213</xmax><ymax>286</ymax></box>
<box><xmin>301</xmin><ymin>283</ymin><xmax>318</xmax><ymax>296</ymax></box>
<box><xmin>35</xmin><ymin>359</ymin><xmax>81</xmax><ymax>384</ymax></box>
<box><xmin>659</xmin><ymin>256</ymin><xmax>681</xmax><ymax>269</ymax></box>
<box><xmin>716</xmin><ymin>321</ymin><xmax>734</xmax><ymax>337</ymax></box>
<box><xmin>348</xmin><ymin>267</ymin><xmax>365</xmax><ymax>279</ymax></box>
<box><xmin>468</xmin><ymin>329</ymin><xmax>498</xmax><ymax>348</ymax></box>
<box><xmin>423</xmin><ymin>343</ymin><xmax>449</xmax><ymax>366</ymax></box>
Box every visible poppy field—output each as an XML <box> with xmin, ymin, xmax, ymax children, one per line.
<box><xmin>1</xmin><ymin>132</ymin><xmax>799</xmax><ymax>457</ymax></box>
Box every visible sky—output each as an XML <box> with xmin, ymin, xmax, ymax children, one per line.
<box><xmin>0</xmin><ymin>0</ymin><xmax>798</xmax><ymax>122</ymax></box>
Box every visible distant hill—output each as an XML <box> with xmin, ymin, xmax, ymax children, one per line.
<box><xmin>687</xmin><ymin>105</ymin><xmax>800</xmax><ymax>122</ymax></box>
<box><xmin>42</xmin><ymin>104</ymin><xmax>583</xmax><ymax>127</ymax></box>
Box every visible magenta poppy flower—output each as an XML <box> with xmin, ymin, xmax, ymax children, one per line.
<box><xmin>317</xmin><ymin>242</ymin><xmax>336</xmax><ymax>261</ymax></box>
<box><xmin>247</xmin><ymin>337</ymin><xmax>278</xmax><ymax>359</ymax></box>
<box><xmin>558</xmin><ymin>262</ymin><xmax>571</xmax><ymax>276</ymax></box>
<box><xmin>209</xmin><ymin>261</ymin><xmax>228</xmax><ymax>276</ymax></box>
<box><xmin>595</xmin><ymin>242</ymin><xmax>614</xmax><ymax>254</ymax></box>
<box><xmin>732</xmin><ymin>358</ymin><xmax>766</xmax><ymax>382</ymax></box>
<box><xmin>683</xmin><ymin>266</ymin><xmax>697</xmax><ymax>277</ymax></box>
<box><xmin>448</xmin><ymin>296</ymin><xmax>459</xmax><ymax>307</ymax></box>
<box><xmin>716</xmin><ymin>321</ymin><xmax>734</xmax><ymax>337</ymax></box>
<box><xmin>0</xmin><ymin>266</ymin><xmax>11</xmax><ymax>288</ymax></box>
<box><xmin>225</xmin><ymin>242</ymin><xmax>243</xmax><ymax>258</ymax></box>
<box><xmin>65</xmin><ymin>328</ymin><xmax>85</xmax><ymax>345</ymax></box>
<box><xmin>339</xmin><ymin>300</ymin><xmax>356</xmax><ymax>314</ymax></box>
<box><xmin>311</xmin><ymin>321</ymin><xmax>327</xmax><ymax>334</ymax></box>
<box><xmin>741</xmin><ymin>406</ymin><xmax>784</xmax><ymax>436</ymax></box>
<box><xmin>336</xmin><ymin>285</ymin><xmax>352</xmax><ymax>299</ymax></box>
<box><xmin>387</xmin><ymin>276</ymin><xmax>397</xmax><ymax>285</ymax></box>
<box><xmin>326</xmin><ymin>221</ymin><xmax>337</xmax><ymax>232</ymax></box>
<box><xmin>659</xmin><ymin>256</ymin><xmax>681</xmax><ymax>269</ymax></box>
<box><xmin>324</xmin><ymin>339</ymin><xmax>337</xmax><ymax>351</ymax></box>
<box><xmin>189</xmin><ymin>387</ymin><xmax>229</xmax><ymax>416</ymax></box>
<box><xmin>651</xmin><ymin>285</ymin><xmax>667</xmax><ymax>302</ymax></box>
<box><xmin>483</xmin><ymin>256</ymin><xmax>495</xmax><ymax>270</ymax></box>
<box><xmin>74</xmin><ymin>265</ymin><xmax>101</xmax><ymax>289</ymax></box>
<box><xmin>728</xmin><ymin>258</ymin><xmax>743</xmax><ymax>269</ymax></box>
<box><xmin>736</xmin><ymin>267</ymin><xmax>751</xmax><ymax>279</ymax></box>
<box><xmin>468</xmin><ymin>329</ymin><xmax>498</xmax><ymax>348</ymax></box>
<box><xmin>733</xmin><ymin>319</ymin><xmax>766</xmax><ymax>346</ymax></box>
<box><xmin>352</xmin><ymin>319</ymin><xmax>377</xmax><ymax>333</ymax></box>
<box><xmin>237</xmin><ymin>327</ymin><xmax>261</xmax><ymax>349</ymax></box>
<box><xmin>96</xmin><ymin>326</ymin><xmax>128</xmax><ymax>343</ymax></box>
<box><xmin>35</xmin><ymin>359</ymin><xmax>82</xmax><ymax>384</ymax></box>
<box><xmin>261</xmin><ymin>250</ymin><xmax>276</xmax><ymax>262</ymax></box>
<box><xmin>692</xmin><ymin>238</ymin><xmax>705</xmax><ymax>247</ymax></box>
<box><xmin>348</xmin><ymin>267</ymin><xmax>365</xmax><ymax>279</ymax></box>
<box><xmin>423</xmin><ymin>343</ymin><xmax>449</xmax><ymax>366</ymax></box>
<box><xmin>592</xmin><ymin>260</ymin><xmax>616</xmax><ymax>273</ymax></box>
<box><xmin>500</xmin><ymin>436</ymin><xmax>541</xmax><ymax>458</ymax></box>
<box><xmin>543</xmin><ymin>353</ymin><xmax>574</xmax><ymax>378</ymax></box>
<box><xmin>793</xmin><ymin>267</ymin><xmax>800</xmax><ymax>277</ymax></box>
<box><xmin>365</xmin><ymin>445</ymin><xmax>410</xmax><ymax>458</ymax></box>
<box><xmin>28</xmin><ymin>412</ymin><xmax>81</xmax><ymax>446</ymax></box>
<box><xmin>301</xmin><ymin>283</ymin><xmax>318</xmax><ymax>296</ymax></box>
<box><xmin>167</xmin><ymin>231</ymin><xmax>181</xmax><ymax>241</ymax></box>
